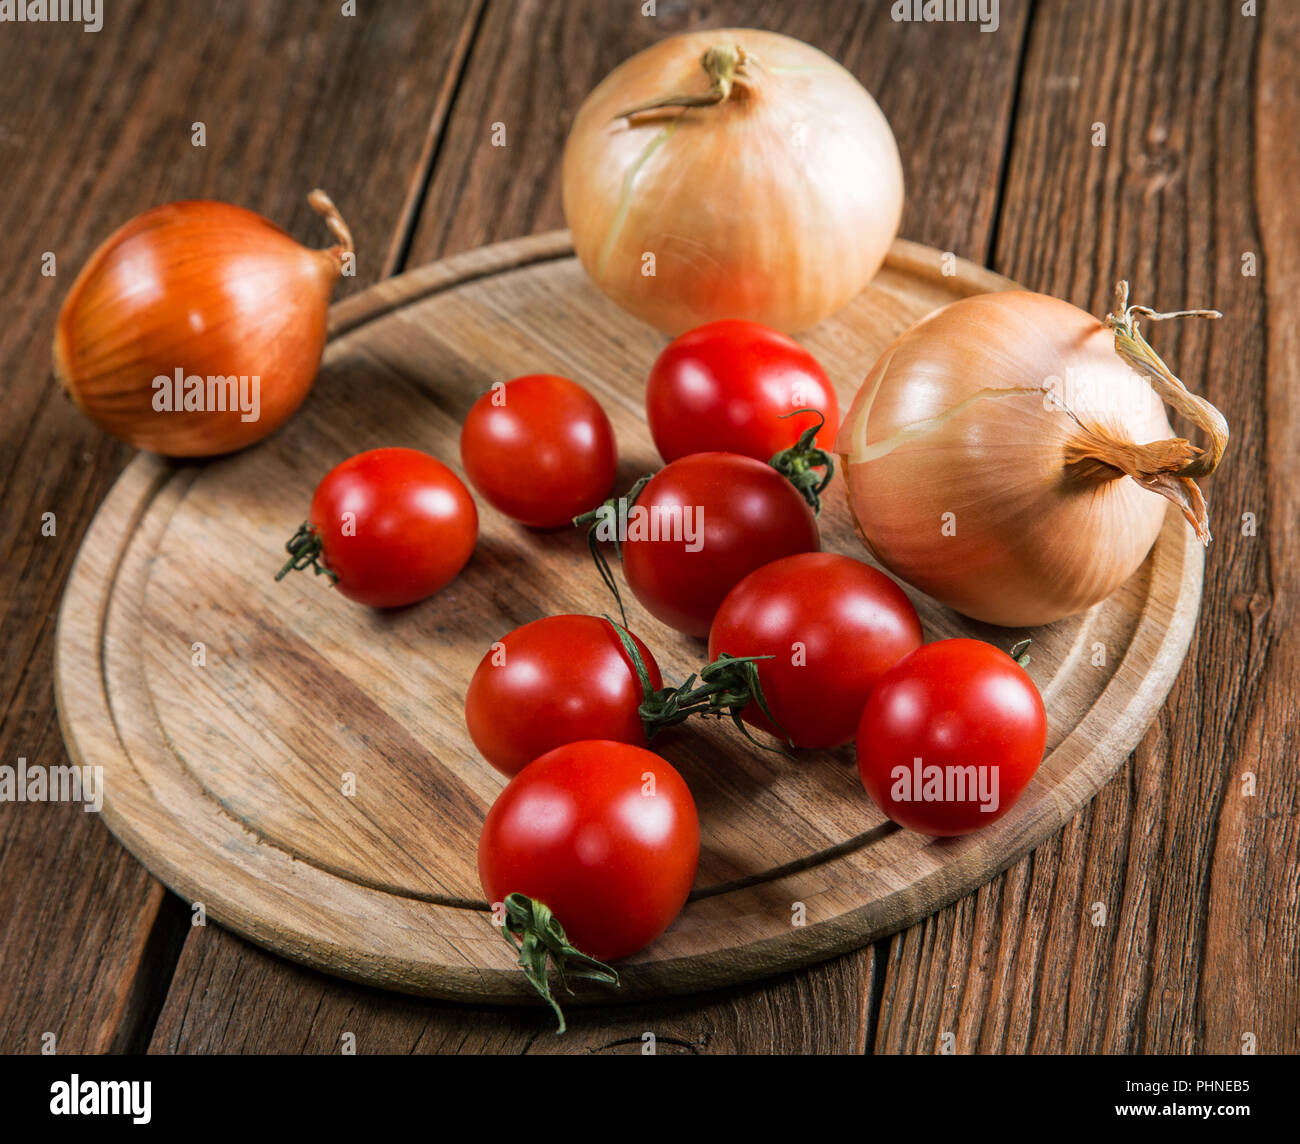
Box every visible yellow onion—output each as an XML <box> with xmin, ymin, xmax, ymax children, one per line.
<box><xmin>835</xmin><ymin>284</ymin><xmax>1229</xmax><ymax>627</ymax></box>
<box><xmin>54</xmin><ymin>191</ymin><xmax>352</xmax><ymax>457</ymax></box>
<box><xmin>562</xmin><ymin>29</ymin><xmax>904</xmax><ymax>335</ymax></box>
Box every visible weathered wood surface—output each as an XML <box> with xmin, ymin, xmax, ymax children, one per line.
<box><xmin>2</xmin><ymin>0</ymin><xmax>1292</xmax><ymax>1054</ymax></box>
<box><xmin>871</xmin><ymin>0</ymin><xmax>1295</xmax><ymax>1056</ymax></box>
<box><xmin>0</xmin><ymin>0</ymin><xmax>483</xmax><ymax>1053</ymax></box>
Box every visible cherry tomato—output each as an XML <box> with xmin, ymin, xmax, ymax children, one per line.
<box><xmin>478</xmin><ymin>739</ymin><xmax>699</xmax><ymax>961</ymax></box>
<box><xmin>465</xmin><ymin>615</ymin><xmax>663</xmax><ymax>777</ymax></box>
<box><xmin>620</xmin><ymin>452</ymin><xmax>820</xmax><ymax>638</ymax></box>
<box><xmin>460</xmin><ymin>373</ymin><xmax>617</xmax><ymax>528</ymax></box>
<box><xmin>856</xmin><ymin>639</ymin><xmax>1048</xmax><ymax>836</ymax></box>
<box><xmin>284</xmin><ymin>447</ymin><xmax>477</xmax><ymax>608</ymax></box>
<box><xmin>708</xmin><ymin>553</ymin><xmax>923</xmax><ymax>749</ymax></box>
<box><xmin>646</xmin><ymin>320</ymin><xmax>839</xmax><ymax>464</ymax></box>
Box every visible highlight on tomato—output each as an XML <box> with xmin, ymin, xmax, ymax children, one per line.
<box><xmin>646</xmin><ymin>319</ymin><xmax>840</xmax><ymax>465</ymax></box>
<box><xmin>580</xmin><ymin>451</ymin><xmax>821</xmax><ymax>638</ymax></box>
<box><xmin>459</xmin><ymin>373</ymin><xmax>617</xmax><ymax>529</ymax></box>
<box><xmin>465</xmin><ymin>615</ymin><xmax>663</xmax><ymax>777</ymax></box>
<box><xmin>708</xmin><ymin>552</ymin><xmax>923</xmax><ymax>749</ymax></box>
<box><xmin>275</xmin><ymin>446</ymin><xmax>477</xmax><ymax>608</ymax></box>
<box><xmin>855</xmin><ymin>639</ymin><xmax>1048</xmax><ymax>836</ymax></box>
<box><xmin>478</xmin><ymin>739</ymin><xmax>699</xmax><ymax>1032</ymax></box>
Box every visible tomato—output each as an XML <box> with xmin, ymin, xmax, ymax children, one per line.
<box><xmin>279</xmin><ymin>447</ymin><xmax>477</xmax><ymax>608</ymax></box>
<box><xmin>708</xmin><ymin>553</ymin><xmax>922</xmax><ymax>749</ymax></box>
<box><xmin>478</xmin><ymin>739</ymin><xmax>699</xmax><ymax>962</ymax></box>
<box><xmin>855</xmin><ymin>639</ymin><xmax>1048</xmax><ymax>836</ymax></box>
<box><xmin>619</xmin><ymin>452</ymin><xmax>820</xmax><ymax>638</ymax></box>
<box><xmin>460</xmin><ymin>373</ymin><xmax>617</xmax><ymax>528</ymax></box>
<box><xmin>465</xmin><ymin>615</ymin><xmax>662</xmax><ymax>777</ymax></box>
<box><xmin>646</xmin><ymin>320</ymin><xmax>839</xmax><ymax>464</ymax></box>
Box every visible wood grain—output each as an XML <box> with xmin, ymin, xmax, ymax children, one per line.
<box><xmin>149</xmin><ymin>923</ymin><xmax>875</xmax><ymax>1054</ymax></box>
<box><xmin>1204</xmin><ymin>0</ymin><xmax>1300</xmax><ymax>1056</ymax></box>
<box><xmin>0</xmin><ymin>0</ymin><xmax>482</xmax><ymax>1052</ymax></box>
<box><xmin>871</xmin><ymin>0</ymin><xmax>1298</xmax><ymax>1054</ymax></box>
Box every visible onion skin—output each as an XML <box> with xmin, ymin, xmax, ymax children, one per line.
<box><xmin>835</xmin><ymin>291</ymin><xmax>1180</xmax><ymax>628</ymax></box>
<box><xmin>54</xmin><ymin>198</ymin><xmax>346</xmax><ymax>457</ymax></box>
<box><xmin>562</xmin><ymin>29</ymin><xmax>904</xmax><ymax>335</ymax></box>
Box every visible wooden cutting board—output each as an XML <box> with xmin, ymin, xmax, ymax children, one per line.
<box><xmin>53</xmin><ymin>233</ymin><xmax>1203</xmax><ymax>1005</ymax></box>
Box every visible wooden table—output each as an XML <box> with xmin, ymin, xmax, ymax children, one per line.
<box><xmin>2</xmin><ymin>0</ymin><xmax>1294</xmax><ymax>1055</ymax></box>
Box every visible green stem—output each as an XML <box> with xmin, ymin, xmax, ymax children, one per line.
<box><xmin>274</xmin><ymin>522</ymin><xmax>338</xmax><ymax>584</ymax></box>
<box><xmin>769</xmin><ymin>409</ymin><xmax>835</xmax><ymax>515</ymax></box>
<box><xmin>1008</xmin><ymin>639</ymin><xmax>1033</xmax><ymax>668</ymax></box>
<box><xmin>605</xmin><ymin>616</ymin><xmax>793</xmax><ymax>751</ymax></box>
<box><xmin>572</xmin><ymin>474</ymin><xmax>654</xmax><ymax>625</ymax></box>
<box><xmin>497</xmin><ymin>893</ymin><xmax>620</xmax><ymax>1034</ymax></box>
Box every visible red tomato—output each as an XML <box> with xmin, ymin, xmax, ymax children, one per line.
<box><xmin>465</xmin><ymin>615</ymin><xmax>663</xmax><ymax>777</ymax></box>
<box><xmin>478</xmin><ymin>740</ymin><xmax>699</xmax><ymax>961</ymax></box>
<box><xmin>287</xmin><ymin>447</ymin><xmax>477</xmax><ymax>608</ymax></box>
<box><xmin>646</xmin><ymin>320</ymin><xmax>839</xmax><ymax>463</ymax></box>
<box><xmin>460</xmin><ymin>373</ymin><xmax>617</xmax><ymax>528</ymax></box>
<box><xmin>620</xmin><ymin>452</ymin><xmax>820</xmax><ymax>638</ymax></box>
<box><xmin>856</xmin><ymin>639</ymin><xmax>1048</xmax><ymax>836</ymax></box>
<box><xmin>708</xmin><ymin>553</ymin><xmax>922</xmax><ymax>749</ymax></box>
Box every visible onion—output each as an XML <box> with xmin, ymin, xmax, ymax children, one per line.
<box><xmin>561</xmin><ymin>29</ymin><xmax>904</xmax><ymax>335</ymax></box>
<box><xmin>835</xmin><ymin>283</ymin><xmax>1229</xmax><ymax>627</ymax></box>
<box><xmin>53</xmin><ymin>191</ymin><xmax>352</xmax><ymax>457</ymax></box>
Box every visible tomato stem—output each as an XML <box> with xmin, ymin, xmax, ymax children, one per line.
<box><xmin>274</xmin><ymin>522</ymin><xmax>339</xmax><ymax>585</ymax></box>
<box><xmin>1009</xmin><ymin>638</ymin><xmax>1033</xmax><ymax>668</ymax></box>
<box><xmin>769</xmin><ymin>408</ymin><xmax>835</xmax><ymax>515</ymax></box>
<box><xmin>606</xmin><ymin>617</ymin><xmax>794</xmax><ymax>752</ymax></box>
<box><xmin>497</xmin><ymin>892</ymin><xmax>620</xmax><ymax>1035</ymax></box>
<box><xmin>572</xmin><ymin>474</ymin><xmax>654</xmax><ymax>625</ymax></box>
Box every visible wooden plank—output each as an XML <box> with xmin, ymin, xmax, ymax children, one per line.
<box><xmin>872</xmin><ymin>0</ymin><xmax>1295</xmax><ymax>1053</ymax></box>
<box><xmin>149</xmin><ymin>0</ymin><xmax>1032</xmax><ymax>1052</ymax></box>
<box><xmin>0</xmin><ymin>0</ymin><xmax>482</xmax><ymax>1052</ymax></box>
<box><xmin>151</xmin><ymin>924</ymin><xmax>874</xmax><ymax>1054</ymax></box>
<box><xmin>1201</xmin><ymin>0</ymin><xmax>1300</xmax><ymax>1056</ymax></box>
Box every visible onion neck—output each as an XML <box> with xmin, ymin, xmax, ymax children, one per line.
<box><xmin>1064</xmin><ymin>281</ymin><xmax>1229</xmax><ymax>546</ymax></box>
<box><xmin>1064</xmin><ymin>424</ymin><xmax>1211</xmax><ymax>544</ymax></box>
<box><xmin>307</xmin><ymin>189</ymin><xmax>354</xmax><ymax>277</ymax></box>
<box><xmin>1102</xmin><ymin>281</ymin><xmax>1227</xmax><ymax>479</ymax></box>
<box><xmin>615</xmin><ymin>44</ymin><xmax>751</xmax><ymax>119</ymax></box>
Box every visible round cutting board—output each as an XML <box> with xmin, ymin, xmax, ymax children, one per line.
<box><xmin>54</xmin><ymin>233</ymin><xmax>1203</xmax><ymax>1005</ymax></box>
